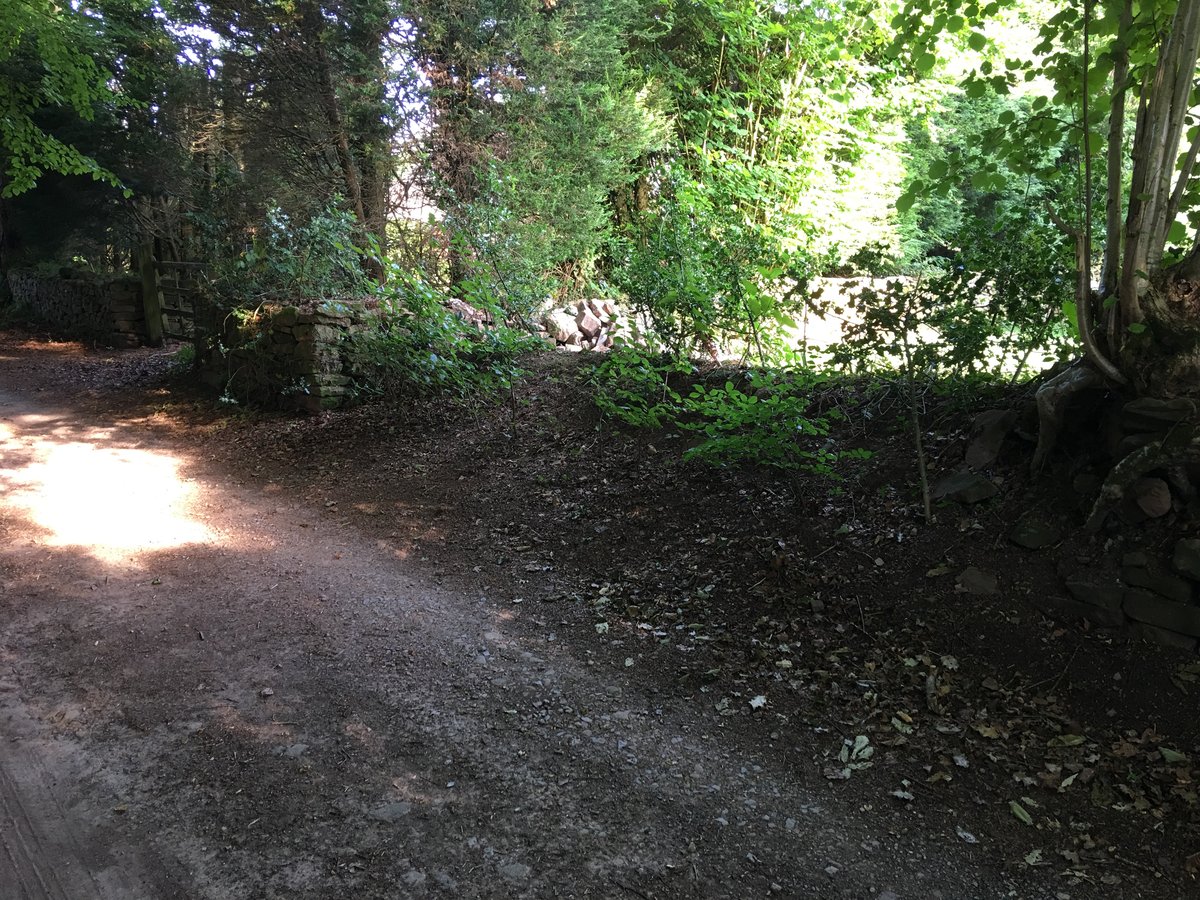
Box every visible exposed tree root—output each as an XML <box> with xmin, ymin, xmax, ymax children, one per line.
<box><xmin>1031</xmin><ymin>363</ymin><xmax>1107</xmax><ymax>474</ymax></box>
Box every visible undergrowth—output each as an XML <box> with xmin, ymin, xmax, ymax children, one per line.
<box><xmin>347</xmin><ymin>271</ymin><xmax>544</xmax><ymax>404</ymax></box>
<box><xmin>589</xmin><ymin>346</ymin><xmax>870</xmax><ymax>473</ymax></box>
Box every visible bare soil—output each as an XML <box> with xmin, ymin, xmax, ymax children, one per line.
<box><xmin>0</xmin><ymin>330</ymin><xmax>1197</xmax><ymax>899</ymax></box>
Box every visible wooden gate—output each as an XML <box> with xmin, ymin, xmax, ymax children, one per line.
<box><xmin>138</xmin><ymin>245</ymin><xmax>213</xmax><ymax>348</ymax></box>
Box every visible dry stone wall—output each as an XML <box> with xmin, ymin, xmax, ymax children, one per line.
<box><xmin>936</xmin><ymin>402</ymin><xmax>1200</xmax><ymax>654</ymax></box>
<box><xmin>7</xmin><ymin>269</ymin><xmax>147</xmax><ymax>347</ymax></box>
<box><xmin>203</xmin><ymin>301</ymin><xmax>376</xmax><ymax>413</ymax></box>
<box><xmin>1052</xmin><ymin>547</ymin><xmax>1200</xmax><ymax>651</ymax></box>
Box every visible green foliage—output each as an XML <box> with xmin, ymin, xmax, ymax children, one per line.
<box><xmin>830</xmin><ymin>233</ymin><xmax>1077</xmax><ymax>384</ymax></box>
<box><xmin>589</xmin><ymin>347</ymin><xmax>860</xmax><ymax>473</ymax></box>
<box><xmin>605</xmin><ymin>0</ymin><xmax>899</xmax><ymax>356</ymax></box>
<box><xmin>347</xmin><ymin>270</ymin><xmax>543</xmax><ymax>403</ymax></box>
<box><xmin>888</xmin><ymin>0</ymin><xmax>1200</xmax><ymax>391</ymax></box>
<box><xmin>0</xmin><ymin>0</ymin><xmax>125</xmax><ymax>196</ymax></box>
<box><xmin>608</xmin><ymin>166</ymin><xmax>816</xmax><ymax>357</ymax></box>
<box><xmin>417</xmin><ymin>0</ymin><xmax>662</xmax><ymax>301</ymax></box>
<box><xmin>589</xmin><ymin>345</ymin><xmax>689</xmax><ymax>429</ymax></box>
<box><xmin>444</xmin><ymin>179</ymin><xmax>559</xmax><ymax>323</ymax></box>
<box><xmin>897</xmin><ymin>87</ymin><xmax>1062</xmax><ymax>268</ymax></box>
<box><xmin>213</xmin><ymin>204</ymin><xmax>372</xmax><ymax>302</ymax></box>
<box><xmin>169</xmin><ymin>343</ymin><xmax>196</xmax><ymax>374</ymax></box>
<box><xmin>680</xmin><ymin>375</ymin><xmax>840</xmax><ymax>472</ymax></box>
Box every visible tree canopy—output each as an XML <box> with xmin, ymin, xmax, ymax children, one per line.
<box><xmin>4</xmin><ymin>0</ymin><xmax>1200</xmax><ymax>400</ymax></box>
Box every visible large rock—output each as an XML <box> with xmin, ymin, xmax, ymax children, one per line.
<box><xmin>1064</xmin><ymin>581</ymin><xmax>1125</xmax><ymax>612</ymax></box>
<box><xmin>932</xmin><ymin>471</ymin><xmax>999</xmax><ymax>504</ymax></box>
<box><xmin>1173</xmin><ymin>539</ymin><xmax>1200</xmax><ymax>581</ymax></box>
<box><xmin>1133</xmin><ymin>477</ymin><xmax>1173</xmax><ymax>518</ymax></box>
<box><xmin>446</xmin><ymin>297</ymin><xmax>490</xmax><ymax>328</ymax></box>
<box><xmin>1121</xmin><ymin>397</ymin><xmax>1199</xmax><ymax>433</ymax></box>
<box><xmin>576</xmin><ymin>308</ymin><xmax>603</xmax><ymax>339</ymax></box>
<box><xmin>542</xmin><ymin>310</ymin><xmax>578</xmax><ymax>343</ymax></box>
<box><xmin>965</xmin><ymin>409</ymin><xmax>1017</xmax><ymax>470</ymax></box>
<box><xmin>586</xmin><ymin>298</ymin><xmax>607</xmax><ymax>322</ymax></box>
<box><xmin>1037</xmin><ymin>594</ymin><xmax>1127</xmax><ymax>629</ymax></box>
<box><xmin>1123</xmin><ymin>590</ymin><xmax>1200</xmax><ymax>636</ymax></box>
<box><xmin>1129</xmin><ymin>622</ymin><xmax>1200</xmax><ymax>652</ymax></box>
<box><xmin>1009</xmin><ymin>518</ymin><xmax>1061</xmax><ymax>550</ymax></box>
<box><xmin>1120</xmin><ymin>566</ymin><xmax>1193</xmax><ymax>604</ymax></box>
<box><xmin>957</xmin><ymin>567</ymin><xmax>999</xmax><ymax>596</ymax></box>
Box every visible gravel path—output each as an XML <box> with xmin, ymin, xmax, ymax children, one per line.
<box><xmin>0</xmin><ymin>337</ymin><xmax>1144</xmax><ymax>898</ymax></box>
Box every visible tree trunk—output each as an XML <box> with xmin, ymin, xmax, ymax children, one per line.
<box><xmin>1105</xmin><ymin>0</ymin><xmax>1200</xmax><ymax>397</ymax></box>
<box><xmin>1116</xmin><ymin>0</ymin><xmax>1200</xmax><ymax>333</ymax></box>
<box><xmin>301</xmin><ymin>2</ymin><xmax>379</xmax><ymax>281</ymax></box>
<box><xmin>0</xmin><ymin>189</ymin><xmax>11</xmax><ymax>304</ymax></box>
<box><xmin>347</xmin><ymin>9</ymin><xmax>394</xmax><ymax>282</ymax></box>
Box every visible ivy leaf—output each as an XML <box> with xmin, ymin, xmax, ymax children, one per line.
<box><xmin>1009</xmin><ymin>800</ymin><xmax>1034</xmax><ymax>826</ymax></box>
<box><xmin>1161</xmin><ymin>747</ymin><xmax>1190</xmax><ymax>764</ymax></box>
<box><xmin>965</xmin><ymin>79</ymin><xmax>989</xmax><ymax>99</ymax></box>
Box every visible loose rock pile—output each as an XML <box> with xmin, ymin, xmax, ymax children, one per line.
<box><xmin>7</xmin><ymin>269</ymin><xmax>147</xmax><ymax>347</ymax></box>
<box><xmin>539</xmin><ymin>299</ymin><xmax>628</xmax><ymax>352</ymax></box>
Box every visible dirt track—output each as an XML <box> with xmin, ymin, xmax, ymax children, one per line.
<box><xmin>0</xmin><ymin>335</ymin><xmax>1190</xmax><ymax>899</ymax></box>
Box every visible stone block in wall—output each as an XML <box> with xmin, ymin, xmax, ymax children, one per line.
<box><xmin>1128</xmin><ymin>623</ymin><xmax>1199</xmax><ymax>653</ymax></box>
<box><xmin>6</xmin><ymin>269</ymin><xmax>149</xmax><ymax>345</ymax></box>
<box><xmin>1120</xmin><ymin>566</ymin><xmax>1193</xmax><ymax>604</ymax></box>
<box><xmin>1122</xmin><ymin>590</ymin><xmax>1200</xmax><ymax>637</ymax></box>
<box><xmin>1035</xmin><ymin>594</ymin><xmax>1127</xmax><ymax>629</ymax></box>
<box><xmin>310</xmin><ymin>324</ymin><xmax>343</xmax><ymax>343</ymax></box>
<box><xmin>310</xmin><ymin>308</ymin><xmax>353</xmax><ymax>323</ymax></box>
<box><xmin>1064</xmin><ymin>581</ymin><xmax>1125</xmax><ymax>612</ymax></box>
<box><xmin>198</xmin><ymin>298</ymin><xmax>378</xmax><ymax>412</ymax></box>
<box><xmin>311</xmin><ymin>373</ymin><xmax>352</xmax><ymax>387</ymax></box>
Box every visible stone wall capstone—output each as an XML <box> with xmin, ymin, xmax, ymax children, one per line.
<box><xmin>6</xmin><ymin>269</ymin><xmax>147</xmax><ymax>347</ymax></box>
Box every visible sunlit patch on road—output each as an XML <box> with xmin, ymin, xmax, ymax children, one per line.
<box><xmin>0</xmin><ymin>416</ymin><xmax>212</xmax><ymax>564</ymax></box>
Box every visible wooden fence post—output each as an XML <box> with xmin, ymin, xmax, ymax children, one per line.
<box><xmin>139</xmin><ymin>243</ymin><xmax>164</xmax><ymax>347</ymax></box>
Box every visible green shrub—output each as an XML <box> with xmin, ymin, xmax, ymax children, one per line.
<box><xmin>681</xmin><ymin>375</ymin><xmax>834</xmax><ymax>471</ymax></box>
<box><xmin>588</xmin><ymin>345</ymin><xmax>689</xmax><ymax>428</ymax></box>
<box><xmin>347</xmin><ymin>270</ymin><xmax>543</xmax><ymax>403</ymax></box>
<box><xmin>213</xmin><ymin>202</ymin><xmax>372</xmax><ymax>303</ymax></box>
<box><xmin>590</xmin><ymin>346</ymin><xmax>865</xmax><ymax>473</ymax></box>
<box><xmin>606</xmin><ymin>167</ymin><xmax>817</xmax><ymax>360</ymax></box>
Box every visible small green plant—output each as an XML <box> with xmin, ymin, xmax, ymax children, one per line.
<box><xmin>169</xmin><ymin>343</ymin><xmax>196</xmax><ymax>373</ymax></box>
<box><xmin>681</xmin><ymin>375</ymin><xmax>832</xmax><ymax>471</ymax></box>
<box><xmin>591</xmin><ymin>347</ymin><xmax>866</xmax><ymax>473</ymax></box>
<box><xmin>588</xmin><ymin>346</ymin><xmax>689</xmax><ymax>428</ymax></box>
